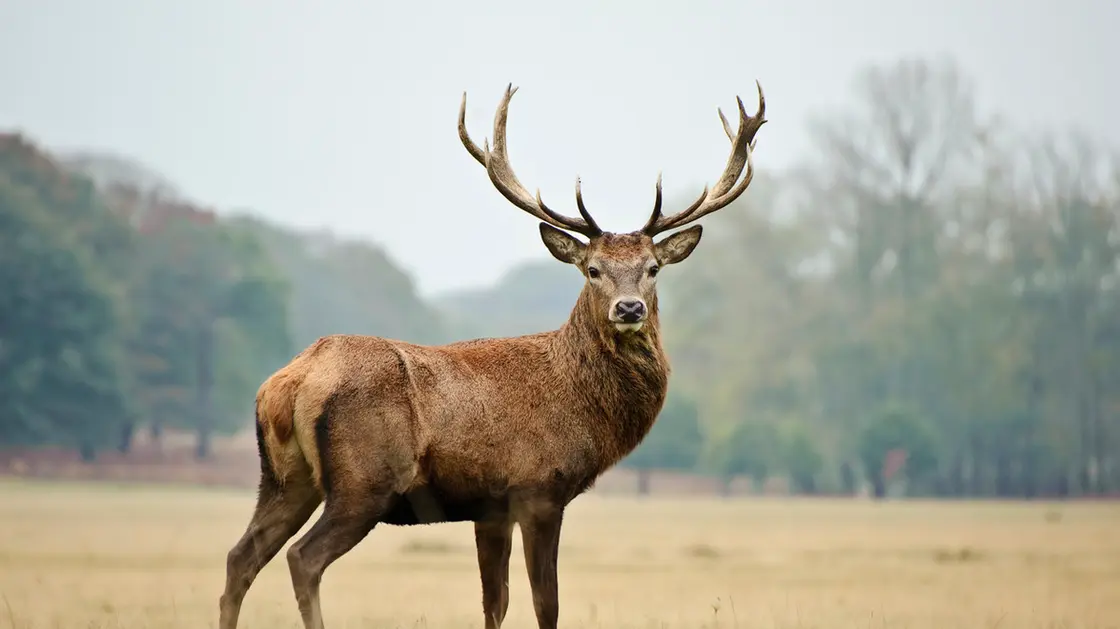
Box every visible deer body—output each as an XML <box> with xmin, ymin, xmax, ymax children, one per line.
<box><xmin>259</xmin><ymin>283</ymin><xmax>668</xmax><ymax>524</ymax></box>
<box><xmin>219</xmin><ymin>84</ymin><xmax>766</xmax><ymax>629</ymax></box>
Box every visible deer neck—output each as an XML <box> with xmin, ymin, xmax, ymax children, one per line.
<box><xmin>552</xmin><ymin>286</ymin><xmax>670</xmax><ymax>464</ymax></box>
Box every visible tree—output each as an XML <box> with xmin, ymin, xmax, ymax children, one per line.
<box><xmin>238</xmin><ymin>216</ymin><xmax>450</xmax><ymax>349</ymax></box>
<box><xmin>781</xmin><ymin>423</ymin><xmax>824</xmax><ymax>494</ymax></box>
<box><xmin>132</xmin><ymin>201</ymin><xmax>291</xmax><ymax>458</ymax></box>
<box><xmin>857</xmin><ymin>404</ymin><xmax>938</xmax><ymax>498</ymax></box>
<box><xmin>1007</xmin><ymin>133</ymin><xmax>1120</xmax><ymax>495</ymax></box>
<box><xmin>422</xmin><ymin>56</ymin><xmax>1120</xmax><ymax>499</ymax></box>
<box><xmin>0</xmin><ymin>157</ymin><xmax>132</xmax><ymax>454</ymax></box>
<box><xmin>708</xmin><ymin>420</ymin><xmax>782</xmax><ymax>495</ymax></box>
<box><xmin>621</xmin><ymin>392</ymin><xmax>703</xmax><ymax>495</ymax></box>
<box><xmin>89</xmin><ymin>180</ymin><xmax>293</xmax><ymax>459</ymax></box>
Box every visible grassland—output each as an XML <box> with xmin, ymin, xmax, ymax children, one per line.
<box><xmin>0</xmin><ymin>479</ymin><xmax>1117</xmax><ymax>628</ymax></box>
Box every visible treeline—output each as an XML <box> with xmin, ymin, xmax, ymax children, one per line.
<box><xmin>4</xmin><ymin>56</ymin><xmax>1118</xmax><ymax>499</ymax></box>
<box><xmin>0</xmin><ymin>138</ymin><xmax>445</xmax><ymax>459</ymax></box>
<box><xmin>659</xmin><ymin>57</ymin><xmax>1120</xmax><ymax>498</ymax></box>
<box><xmin>444</xmin><ymin>57</ymin><xmax>1120</xmax><ymax>499</ymax></box>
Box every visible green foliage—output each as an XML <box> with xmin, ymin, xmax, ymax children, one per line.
<box><xmin>857</xmin><ymin>404</ymin><xmax>939</xmax><ymax>494</ymax></box>
<box><xmin>118</xmin><ymin>201</ymin><xmax>292</xmax><ymax>457</ymax></box>
<box><xmin>418</xmin><ymin>57</ymin><xmax>1120</xmax><ymax>498</ymax></box>
<box><xmin>623</xmin><ymin>392</ymin><xmax>703</xmax><ymax>472</ymax></box>
<box><xmin>237</xmin><ymin>217</ymin><xmax>448</xmax><ymax>348</ymax></box>
<box><xmin>708</xmin><ymin>420</ymin><xmax>782</xmax><ymax>488</ymax></box>
<box><xmin>4</xmin><ymin>55</ymin><xmax>1120</xmax><ymax>499</ymax></box>
<box><xmin>781</xmin><ymin>423</ymin><xmax>824</xmax><ymax>494</ymax></box>
<box><xmin>436</xmin><ymin>260</ymin><xmax>583</xmax><ymax>340</ymax></box>
<box><xmin>0</xmin><ymin>141</ymin><xmax>434</xmax><ymax>459</ymax></box>
<box><xmin>0</xmin><ymin>141</ymin><xmax>132</xmax><ymax>450</ymax></box>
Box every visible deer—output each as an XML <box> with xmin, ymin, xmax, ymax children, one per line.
<box><xmin>217</xmin><ymin>81</ymin><xmax>766</xmax><ymax>629</ymax></box>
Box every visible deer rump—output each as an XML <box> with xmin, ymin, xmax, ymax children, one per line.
<box><xmin>255</xmin><ymin>334</ymin><xmax>603</xmax><ymax>526</ymax></box>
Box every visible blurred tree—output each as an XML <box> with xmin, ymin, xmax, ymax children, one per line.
<box><xmin>781</xmin><ymin>423</ymin><xmax>824</xmax><ymax>494</ymax></box>
<box><xmin>708</xmin><ymin>420</ymin><xmax>782</xmax><ymax>495</ymax></box>
<box><xmin>5</xmin><ymin>54</ymin><xmax>1117</xmax><ymax>500</ymax></box>
<box><xmin>127</xmin><ymin>201</ymin><xmax>291</xmax><ymax>458</ymax></box>
<box><xmin>0</xmin><ymin>138</ymin><xmax>133</xmax><ymax>455</ymax></box>
<box><xmin>435</xmin><ymin>259</ymin><xmax>582</xmax><ymax>341</ymax></box>
<box><xmin>857</xmin><ymin>404</ymin><xmax>938</xmax><ymax>498</ymax></box>
<box><xmin>233</xmin><ymin>216</ymin><xmax>450</xmax><ymax>349</ymax></box>
<box><xmin>621</xmin><ymin>392</ymin><xmax>703</xmax><ymax>495</ymax></box>
<box><xmin>1006</xmin><ymin>133</ymin><xmax>1120</xmax><ymax>495</ymax></box>
<box><xmin>419</xmin><ymin>57</ymin><xmax>1120</xmax><ymax>499</ymax></box>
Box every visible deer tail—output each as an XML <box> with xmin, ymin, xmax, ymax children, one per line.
<box><xmin>254</xmin><ymin>368</ymin><xmax>305</xmax><ymax>488</ymax></box>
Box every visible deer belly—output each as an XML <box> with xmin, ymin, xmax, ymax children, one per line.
<box><xmin>380</xmin><ymin>486</ymin><xmax>507</xmax><ymax>526</ymax></box>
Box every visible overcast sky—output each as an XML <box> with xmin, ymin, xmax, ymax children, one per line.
<box><xmin>1</xmin><ymin>0</ymin><xmax>1116</xmax><ymax>296</ymax></box>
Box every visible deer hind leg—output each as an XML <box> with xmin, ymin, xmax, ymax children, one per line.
<box><xmin>284</xmin><ymin>403</ymin><xmax>406</xmax><ymax>629</ymax></box>
<box><xmin>475</xmin><ymin>519</ymin><xmax>515</xmax><ymax>629</ymax></box>
<box><xmin>285</xmin><ymin>488</ymin><xmax>391</xmax><ymax>629</ymax></box>
<box><xmin>219</xmin><ymin>471</ymin><xmax>321</xmax><ymax>629</ymax></box>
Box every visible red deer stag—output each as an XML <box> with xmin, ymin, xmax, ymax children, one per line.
<box><xmin>218</xmin><ymin>82</ymin><xmax>766</xmax><ymax>629</ymax></box>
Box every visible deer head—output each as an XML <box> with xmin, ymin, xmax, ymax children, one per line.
<box><xmin>459</xmin><ymin>84</ymin><xmax>766</xmax><ymax>334</ymax></box>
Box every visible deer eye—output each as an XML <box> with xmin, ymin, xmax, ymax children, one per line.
<box><xmin>648</xmin><ymin>265</ymin><xmax>660</xmax><ymax>277</ymax></box>
<box><xmin>587</xmin><ymin>266</ymin><xmax>600</xmax><ymax>279</ymax></box>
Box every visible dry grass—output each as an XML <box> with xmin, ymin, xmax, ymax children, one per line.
<box><xmin>0</xmin><ymin>479</ymin><xmax>1118</xmax><ymax>628</ymax></box>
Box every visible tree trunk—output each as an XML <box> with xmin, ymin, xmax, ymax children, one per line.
<box><xmin>839</xmin><ymin>462</ymin><xmax>856</xmax><ymax>496</ymax></box>
<box><xmin>1111</xmin><ymin>455</ymin><xmax>1120</xmax><ymax>496</ymax></box>
<box><xmin>195</xmin><ymin>319</ymin><xmax>215</xmax><ymax>461</ymax></box>
<box><xmin>871</xmin><ymin>475</ymin><xmax>886</xmax><ymax>499</ymax></box>
<box><xmin>1021</xmin><ymin>450</ymin><xmax>1037</xmax><ymax>499</ymax></box>
<box><xmin>117</xmin><ymin>421</ymin><xmax>135</xmax><ymax>454</ymax></box>
<box><xmin>948</xmin><ymin>453</ymin><xmax>965</xmax><ymax>497</ymax></box>
<box><xmin>1023</xmin><ymin>376</ymin><xmax>1043</xmax><ymax>499</ymax></box>
<box><xmin>149</xmin><ymin>421</ymin><xmax>164</xmax><ymax>455</ymax></box>
<box><xmin>751</xmin><ymin>473</ymin><xmax>768</xmax><ymax>495</ymax></box>
<box><xmin>79</xmin><ymin>441</ymin><xmax>96</xmax><ymax>463</ymax></box>
<box><xmin>995</xmin><ymin>450</ymin><xmax>1012</xmax><ymax>498</ymax></box>
<box><xmin>718</xmin><ymin>475</ymin><xmax>732</xmax><ymax>498</ymax></box>
<box><xmin>795</xmin><ymin>475</ymin><xmax>817</xmax><ymax>495</ymax></box>
<box><xmin>969</xmin><ymin>438</ymin><xmax>985</xmax><ymax>496</ymax></box>
<box><xmin>1091</xmin><ymin>377</ymin><xmax>1107</xmax><ymax>495</ymax></box>
<box><xmin>636</xmin><ymin>468</ymin><xmax>651</xmax><ymax>496</ymax></box>
<box><xmin>1077</xmin><ymin>391</ymin><xmax>1093</xmax><ymax>496</ymax></box>
<box><xmin>1056</xmin><ymin>472</ymin><xmax>1070</xmax><ymax>498</ymax></box>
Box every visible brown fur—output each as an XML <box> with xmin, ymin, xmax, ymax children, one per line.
<box><xmin>258</xmin><ymin>233</ymin><xmax>672</xmax><ymax>501</ymax></box>
<box><xmin>219</xmin><ymin>85</ymin><xmax>766</xmax><ymax>629</ymax></box>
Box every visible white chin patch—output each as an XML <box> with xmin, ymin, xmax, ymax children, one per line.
<box><xmin>613</xmin><ymin>322</ymin><xmax>644</xmax><ymax>333</ymax></box>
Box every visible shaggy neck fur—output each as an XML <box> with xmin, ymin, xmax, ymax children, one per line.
<box><xmin>550</xmin><ymin>284</ymin><xmax>670</xmax><ymax>466</ymax></box>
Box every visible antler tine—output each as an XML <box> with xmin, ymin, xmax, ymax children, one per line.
<box><xmin>643</xmin><ymin>81</ymin><xmax>767</xmax><ymax>236</ymax></box>
<box><xmin>574</xmin><ymin>177</ymin><xmax>602</xmax><ymax>233</ymax></box>
<box><xmin>718</xmin><ymin>109</ymin><xmax>734</xmax><ymax>142</ymax></box>
<box><xmin>458</xmin><ymin>92</ymin><xmax>487</xmax><ymax>166</ymax></box>
<box><xmin>459</xmin><ymin>84</ymin><xmax>602</xmax><ymax>238</ymax></box>
<box><xmin>639</xmin><ymin>172</ymin><xmax>665</xmax><ymax>234</ymax></box>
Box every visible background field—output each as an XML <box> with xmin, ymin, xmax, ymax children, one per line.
<box><xmin>1</xmin><ymin>480</ymin><xmax>1117</xmax><ymax>629</ymax></box>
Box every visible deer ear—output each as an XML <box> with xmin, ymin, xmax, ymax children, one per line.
<box><xmin>654</xmin><ymin>225</ymin><xmax>703</xmax><ymax>265</ymax></box>
<box><xmin>539</xmin><ymin>223</ymin><xmax>587</xmax><ymax>265</ymax></box>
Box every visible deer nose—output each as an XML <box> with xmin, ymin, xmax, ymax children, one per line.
<box><xmin>614</xmin><ymin>299</ymin><xmax>646</xmax><ymax>323</ymax></box>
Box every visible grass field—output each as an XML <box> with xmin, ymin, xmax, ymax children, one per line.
<box><xmin>0</xmin><ymin>479</ymin><xmax>1117</xmax><ymax>628</ymax></box>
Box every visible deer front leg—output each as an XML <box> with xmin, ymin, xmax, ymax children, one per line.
<box><xmin>519</xmin><ymin>505</ymin><xmax>564</xmax><ymax>629</ymax></box>
<box><xmin>475</xmin><ymin>519</ymin><xmax>515</xmax><ymax>629</ymax></box>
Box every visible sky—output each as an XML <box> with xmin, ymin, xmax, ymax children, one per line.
<box><xmin>1</xmin><ymin>0</ymin><xmax>1116</xmax><ymax>297</ymax></box>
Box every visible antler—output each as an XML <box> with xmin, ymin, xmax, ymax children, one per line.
<box><xmin>459</xmin><ymin>84</ymin><xmax>603</xmax><ymax>238</ymax></box>
<box><xmin>642</xmin><ymin>81</ymin><xmax>767</xmax><ymax>236</ymax></box>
